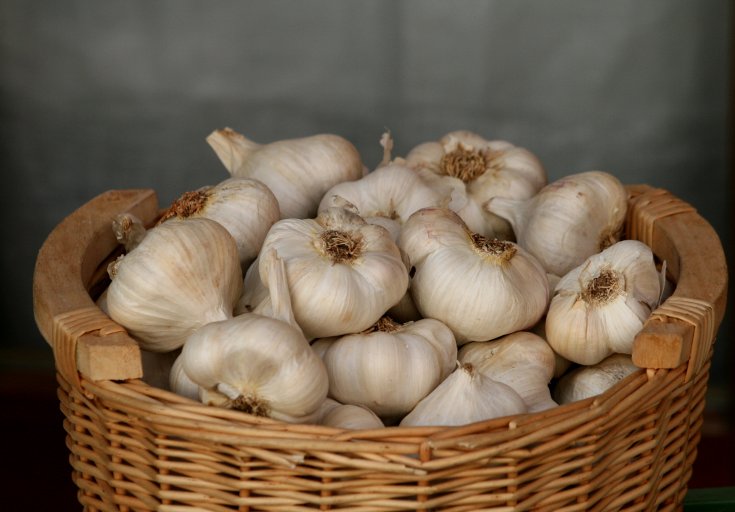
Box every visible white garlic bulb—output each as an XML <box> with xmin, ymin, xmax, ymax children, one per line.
<box><xmin>169</xmin><ymin>353</ymin><xmax>201</xmax><ymax>401</ymax></box>
<box><xmin>400</xmin><ymin>362</ymin><xmax>528</xmax><ymax>427</ymax></box>
<box><xmin>106</xmin><ymin>218</ymin><xmax>242</xmax><ymax>352</ymax></box>
<box><xmin>487</xmin><ymin>170</ymin><xmax>627</xmax><ymax>277</ymax></box>
<box><xmin>159</xmin><ymin>178</ymin><xmax>280</xmax><ymax>269</ymax></box>
<box><xmin>398</xmin><ymin>208</ymin><xmax>549</xmax><ymax>343</ymax></box>
<box><xmin>312</xmin><ymin>316</ymin><xmax>457</xmax><ymax>421</ymax></box>
<box><xmin>320</xmin><ymin>403</ymin><xmax>385</xmax><ymax>430</ymax></box>
<box><xmin>207</xmin><ymin>127</ymin><xmax>365</xmax><ymax>219</ymax></box>
<box><xmin>459</xmin><ymin>332</ymin><xmax>557</xmax><ymax>412</ymax></box>
<box><xmin>545</xmin><ymin>240</ymin><xmax>661</xmax><ymax>366</ymax></box>
<box><xmin>405</xmin><ymin>131</ymin><xmax>546</xmax><ymax>239</ymax></box>
<box><xmin>553</xmin><ymin>354</ymin><xmax>640</xmax><ymax>404</ymax></box>
<box><xmin>318</xmin><ymin>161</ymin><xmax>449</xmax><ymax>240</ymax></box>
<box><xmin>257</xmin><ymin>206</ymin><xmax>409</xmax><ymax>339</ymax></box>
<box><xmin>234</xmin><ymin>256</ymin><xmax>269</xmax><ymax>315</ymax></box>
<box><xmin>180</xmin><ymin>250</ymin><xmax>329</xmax><ymax>422</ymax></box>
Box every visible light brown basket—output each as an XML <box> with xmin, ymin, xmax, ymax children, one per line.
<box><xmin>33</xmin><ymin>185</ymin><xmax>727</xmax><ymax>511</ymax></box>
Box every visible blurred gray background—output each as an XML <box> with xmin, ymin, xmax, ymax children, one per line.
<box><xmin>1</xmin><ymin>1</ymin><xmax>732</xmax><ymax>413</ymax></box>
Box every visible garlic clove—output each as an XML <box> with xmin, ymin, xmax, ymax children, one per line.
<box><xmin>399</xmin><ymin>362</ymin><xmax>528</xmax><ymax>427</ymax></box>
<box><xmin>320</xmin><ymin>403</ymin><xmax>385</xmax><ymax>430</ymax></box>
<box><xmin>169</xmin><ymin>353</ymin><xmax>201</xmax><ymax>401</ymax></box>
<box><xmin>458</xmin><ymin>332</ymin><xmax>558</xmax><ymax>413</ymax></box>
<box><xmin>399</xmin><ymin>207</ymin><xmax>549</xmax><ymax>343</ymax></box>
<box><xmin>545</xmin><ymin>240</ymin><xmax>661</xmax><ymax>365</ymax></box>
<box><xmin>158</xmin><ymin>178</ymin><xmax>279</xmax><ymax>270</ymax></box>
<box><xmin>106</xmin><ymin>218</ymin><xmax>242</xmax><ymax>352</ymax></box>
<box><xmin>207</xmin><ymin>128</ymin><xmax>365</xmax><ymax>219</ymax></box>
<box><xmin>553</xmin><ymin>354</ymin><xmax>640</xmax><ymax>404</ymax></box>
<box><xmin>487</xmin><ymin>170</ymin><xmax>627</xmax><ymax>276</ymax></box>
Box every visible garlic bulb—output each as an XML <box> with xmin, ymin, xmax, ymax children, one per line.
<box><xmin>545</xmin><ymin>240</ymin><xmax>661</xmax><ymax>366</ymax></box>
<box><xmin>159</xmin><ymin>178</ymin><xmax>279</xmax><ymax>269</ymax></box>
<box><xmin>312</xmin><ymin>316</ymin><xmax>457</xmax><ymax>420</ymax></box>
<box><xmin>459</xmin><ymin>332</ymin><xmax>557</xmax><ymax>412</ymax></box>
<box><xmin>405</xmin><ymin>131</ymin><xmax>546</xmax><ymax>239</ymax></box>
<box><xmin>398</xmin><ymin>207</ymin><xmax>549</xmax><ymax>343</ymax></box>
<box><xmin>169</xmin><ymin>353</ymin><xmax>201</xmax><ymax>401</ymax></box>
<box><xmin>318</xmin><ymin>161</ymin><xmax>449</xmax><ymax>240</ymax></box>
<box><xmin>207</xmin><ymin>127</ymin><xmax>364</xmax><ymax>219</ymax></box>
<box><xmin>553</xmin><ymin>354</ymin><xmax>640</xmax><ymax>404</ymax></box>
<box><xmin>180</xmin><ymin>250</ymin><xmax>329</xmax><ymax>422</ymax></box>
<box><xmin>321</xmin><ymin>403</ymin><xmax>385</xmax><ymax>430</ymax></box>
<box><xmin>106</xmin><ymin>218</ymin><xmax>242</xmax><ymax>352</ymax></box>
<box><xmin>400</xmin><ymin>362</ymin><xmax>528</xmax><ymax>427</ymax></box>
<box><xmin>487</xmin><ymin>170</ymin><xmax>627</xmax><ymax>276</ymax></box>
<box><xmin>257</xmin><ymin>206</ymin><xmax>409</xmax><ymax>339</ymax></box>
<box><xmin>234</xmin><ymin>256</ymin><xmax>269</xmax><ymax>314</ymax></box>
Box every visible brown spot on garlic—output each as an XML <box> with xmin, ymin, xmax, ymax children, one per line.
<box><xmin>321</xmin><ymin>229</ymin><xmax>363</xmax><ymax>264</ymax></box>
<box><xmin>470</xmin><ymin>233</ymin><xmax>517</xmax><ymax>261</ymax></box>
<box><xmin>159</xmin><ymin>189</ymin><xmax>211</xmax><ymax>223</ymax></box>
<box><xmin>581</xmin><ymin>268</ymin><xmax>623</xmax><ymax>305</ymax></box>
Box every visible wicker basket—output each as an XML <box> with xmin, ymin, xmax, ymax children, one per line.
<box><xmin>33</xmin><ymin>185</ymin><xmax>727</xmax><ymax>511</ymax></box>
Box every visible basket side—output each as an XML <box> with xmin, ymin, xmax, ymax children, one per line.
<box><xmin>33</xmin><ymin>189</ymin><xmax>159</xmax><ymax>385</ymax></box>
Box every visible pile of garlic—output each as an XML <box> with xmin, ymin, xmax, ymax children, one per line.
<box><xmin>102</xmin><ymin>128</ymin><xmax>665</xmax><ymax>430</ymax></box>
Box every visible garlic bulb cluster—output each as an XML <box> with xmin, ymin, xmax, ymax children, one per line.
<box><xmin>180</xmin><ymin>250</ymin><xmax>329</xmax><ymax>422</ymax></box>
<box><xmin>400</xmin><ymin>362</ymin><xmax>528</xmax><ymax>427</ymax></box>
<box><xmin>158</xmin><ymin>178</ymin><xmax>279</xmax><ymax>269</ymax></box>
<box><xmin>106</xmin><ymin>218</ymin><xmax>242</xmax><ymax>352</ymax></box>
<box><xmin>487</xmin><ymin>170</ymin><xmax>627</xmax><ymax>277</ymax></box>
<box><xmin>313</xmin><ymin>316</ymin><xmax>457</xmax><ymax>421</ymax></box>
<box><xmin>553</xmin><ymin>354</ymin><xmax>640</xmax><ymax>404</ymax></box>
<box><xmin>459</xmin><ymin>332</ymin><xmax>557</xmax><ymax>413</ymax></box>
<box><xmin>207</xmin><ymin>127</ymin><xmax>365</xmax><ymax>219</ymax></box>
<box><xmin>256</xmin><ymin>205</ymin><xmax>409</xmax><ymax>339</ymax></box>
<box><xmin>318</xmin><ymin>161</ymin><xmax>449</xmax><ymax>241</ymax></box>
<box><xmin>405</xmin><ymin>130</ymin><xmax>547</xmax><ymax>239</ymax></box>
<box><xmin>399</xmin><ymin>207</ymin><xmax>549</xmax><ymax>343</ymax></box>
<box><xmin>545</xmin><ymin>240</ymin><xmax>661</xmax><ymax>365</ymax></box>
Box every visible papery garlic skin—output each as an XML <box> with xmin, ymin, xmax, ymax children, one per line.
<box><xmin>399</xmin><ymin>208</ymin><xmax>549</xmax><ymax>343</ymax></box>
<box><xmin>182</xmin><ymin>314</ymin><xmax>328</xmax><ymax>422</ymax></box>
<box><xmin>106</xmin><ymin>218</ymin><xmax>242</xmax><ymax>352</ymax></box>
<box><xmin>321</xmin><ymin>403</ymin><xmax>385</xmax><ymax>430</ymax></box>
<box><xmin>405</xmin><ymin>131</ymin><xmax>546</xmax><ymax>239</ymax></box>
<box><xmin>399</xmin><ymin>362</ymin><xmax>528</xmax><ymax>427</ymax></box>
<box><xmin>159</xmin><ymin>178</ymin><xmax>279</xmax><ymax>269</ymax></box>
<box><xmin>318</xmin><ymin>162</ymin><xmax>449</xmax><ymax>239</ymax></box>
<box><xmin>553</xmin><ymin>354</ymin><xmax>640</xmax><ymax>404</ymax></box>
<box><xmin>257</xmin><ymin>207</ymin><xmax>409</xmax><ymax>339</ymax></box>
<box><xmin>487</xmin><ymin>170</ymin><xmax>627</xmax><ymax>277</ymax></box>
<box><xmin>545</xmin><ymin>240</ymin><xmax>661</xmax><ymax>366</ymax></box>
<box><xmin>169</xmin><ymin>353</ymin><xmax>201</xmax><ymax>401</ymax></box>
<box><xmin>459</xmin><ymin>332</ymin><xmax>557</xmax><ymax>412</ymax></box>
<box><xmin>207</xmin><ymin>128</ymin><xmax>364</xmax><ymax>219</ymax></box>
<box><xmin>313</xmin><ymin>317</ymin><xmax>457</xmax><ymax>420</ymax></box>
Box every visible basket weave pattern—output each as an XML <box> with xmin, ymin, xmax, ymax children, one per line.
<box><xmin>34</xmin><ymin>186</ymin><xmax>727</xmax><ymax>511</ymax></box>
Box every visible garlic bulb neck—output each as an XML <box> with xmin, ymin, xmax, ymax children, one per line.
<box><xmin>361</xmin><ymin>316</ymin><xmax>401</xmax><ymax>334</ymax></box>
<box><xmin>320</xmin><ymin>230</ymin><xmax>364</xmax><ymax>263</ymax></box>
<box><xmin>440</xmin><ymin>144</ymin><xmax>502</xmax><ymax>182</ymax></box>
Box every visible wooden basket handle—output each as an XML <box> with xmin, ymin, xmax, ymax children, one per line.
<box><xmin>627</xmin><ymin>185</ymin><xmax>728</xmax><ymax>381</ymax></box>
<box><xmin>33</xmin><ymin>189</ymin><xmax>159</xmax><ymax>386</ymax></box>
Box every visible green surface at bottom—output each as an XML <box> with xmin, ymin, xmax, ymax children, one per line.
<box><xmin>684</xmin><ymin>487</ymin><xmax>735</xmax><ymax>511</ymax></box>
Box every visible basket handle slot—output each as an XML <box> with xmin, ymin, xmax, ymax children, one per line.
<box><xmin>627</xmin><ymin>185</ymin><xmax>727</xmax><ymax>380</ymax></box>
<box><xmin>33</xmin><ymin>189</ymin><xmax>159</xmax><ymax>385</ymax></box>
